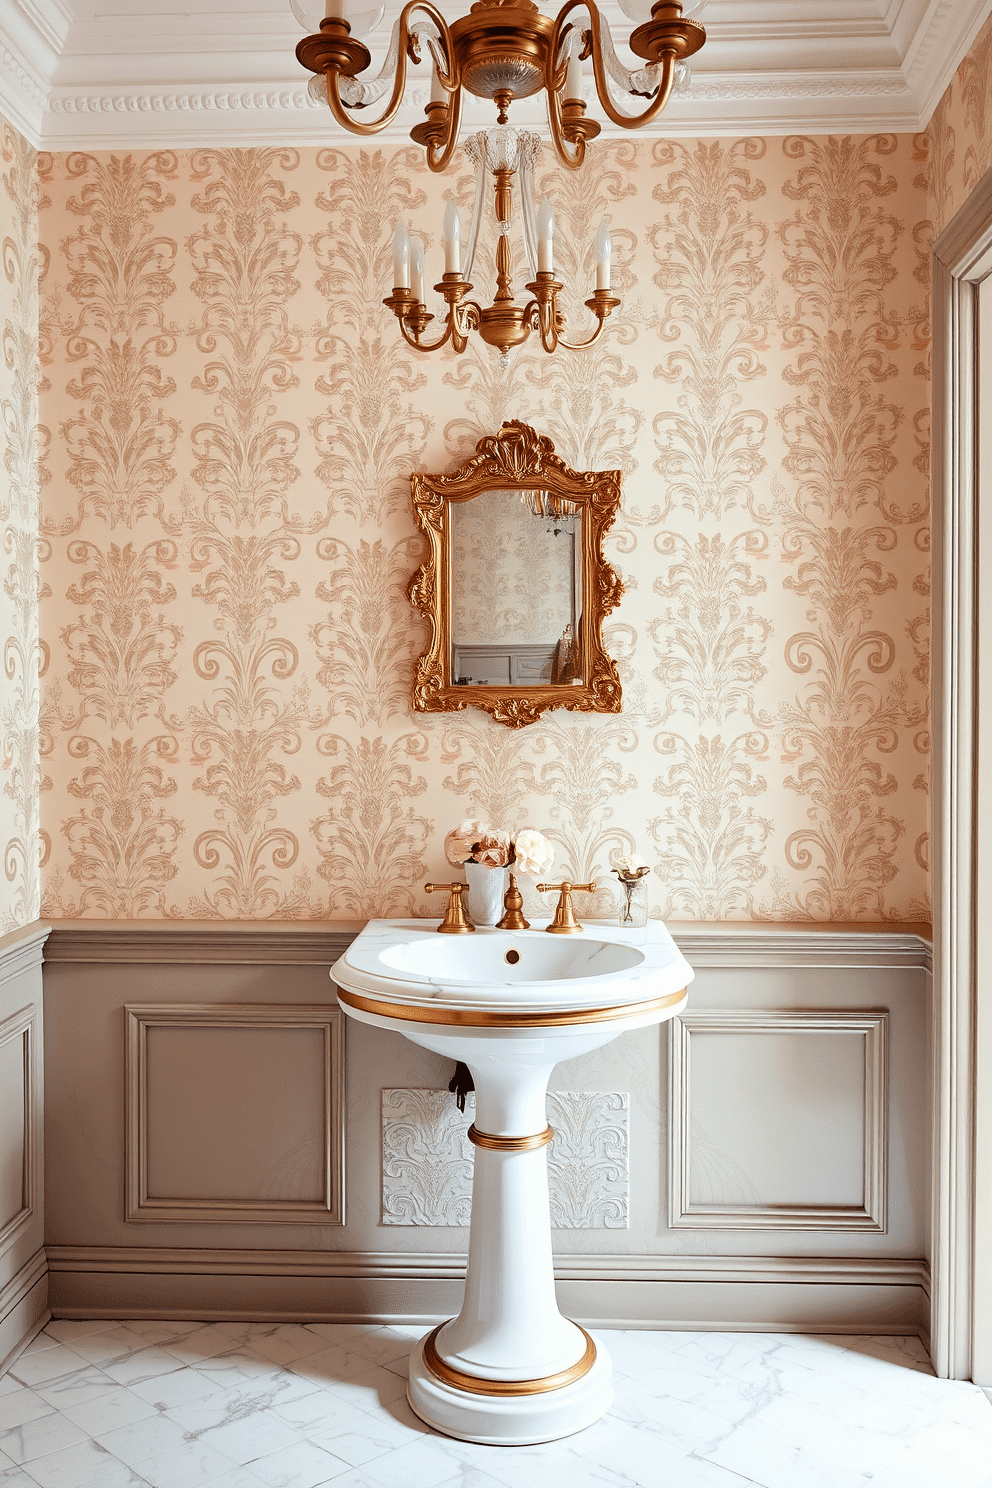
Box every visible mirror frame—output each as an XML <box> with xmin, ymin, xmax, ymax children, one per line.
<box><xmin>407</xmin><ymin>421</ymin><xmax>624</xmax><ymax>728</ymax></box>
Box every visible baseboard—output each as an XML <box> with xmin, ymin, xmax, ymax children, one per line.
<box><xmin>46</xmin><ymin>1246</ymin><xmax>929</xmax><ymax>1338</ymax></box>
<box><xmin>0</xmin><ymin>1248</ymin><xmax>49</xmax><ymax>1374</ymax></box>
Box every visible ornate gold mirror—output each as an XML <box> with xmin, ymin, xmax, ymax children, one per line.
<box><xmin>407</xmin><ymin>421</ymin><xmax>624</xmax><ymax>728</ymax></box>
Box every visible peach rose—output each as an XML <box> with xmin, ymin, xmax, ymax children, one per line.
<box><xmin>474</xmin><ymin>830</ymin><xmax>512</xmax><ymax>868</ymax></box>
<box><xmin>444</xmin><ymin>819</ymin><xmax>491</xmax><ymax>865</ymax></box>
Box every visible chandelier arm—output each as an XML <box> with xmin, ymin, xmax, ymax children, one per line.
<box><xmin>397</xmin><ymin>319</ymin><xmax>453</xmax><ymax>353</ymax></box>
<box><xmin>589</xmin><ymin>42</ymin><xmax>677</xmax><ymax>128</ymax></box>
<box><xmin>424</xmin><ymin>82</ymin><xmax>463</xmax><ymax>172</ymax></box>
<box><xmin>545</xmin><ymin>73</ymin><xmax>586</xmax><ymax>170</ymax></box>
<box><xmin>522</xmin><ymin>296</ymin><xmax>561</xmax><ymax>354</ymax></box>
<box><xmin>395</xmin><ymin>298</ymin><xmax>480</xmax><ymax>354</ymax></box>
<box><xmin>547</xmin><ymin>0</ymin><xmax>679</xmax><ymax>135</ymax></box>
<box><xmin>550</xmin><ymin>318</ymin><xmax>609</xmax><ymax>352</ymax></box>
<box><xmin>322</xmin><ymin>1</ymin><xmax>457</xmax><ymax>138</ymax></box>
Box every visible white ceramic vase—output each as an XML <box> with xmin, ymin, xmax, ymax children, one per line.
<box><xmin>464</xmin><ymin>860</ymin><xmax>508</xmax><ymax>927</ymax></box>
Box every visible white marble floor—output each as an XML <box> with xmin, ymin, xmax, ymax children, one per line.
<box><xmin>2</xmin><ymin>1319</ymin><xmax>991</xmax><ymax>1488</ymax></box>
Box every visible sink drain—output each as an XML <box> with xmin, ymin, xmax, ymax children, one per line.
<box><xmin>505</xmin><ymin>949</ymin><xmax>521</xmax><ymax>965</ymax></box>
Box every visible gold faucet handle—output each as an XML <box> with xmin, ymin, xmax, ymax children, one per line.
<box><xmin>424</xmin><ymin>881</ymin><xmax>475</xmax><ymax>935</ymax></box>
<box><xmin>535</xmin><ymin>880</ymin><xmax>597</xmax><ymax>935</ymax></box>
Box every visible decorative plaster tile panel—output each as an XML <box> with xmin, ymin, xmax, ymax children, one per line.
<box><xmin>381</xmin><ymin>1090</ymin><xmax>629</xmax><ymax>1229</ymax></box>
<box><xmin>548</xmin><ymin>1091</ymin><xmax>629</xmax><ymax>1230</ymax></box>
<box><xmin>381</xmin><ymin>1089</ymin><xmax>475</xmax><ymax>1228</ymax></box>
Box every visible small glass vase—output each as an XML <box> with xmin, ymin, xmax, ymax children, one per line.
<box><xmin>464</xmin><ymin>859</ymin><xmax>509</xmax><ymax>927</ymax></box>
<box><xmin>617</xmin><ymin>874</ymin><xmax>649</xmax><ymax>929</ymax></box>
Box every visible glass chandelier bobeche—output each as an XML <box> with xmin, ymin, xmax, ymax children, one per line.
<box><xmin>294</xmin><ymin>1</ymin><xmax>706</xmax><ymax>358</ymax></box>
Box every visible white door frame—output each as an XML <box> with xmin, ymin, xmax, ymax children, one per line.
<box><xmin>932</xmin><ymin>162</ymin><xmax>992</xmax><ymax>1382</ymax></box>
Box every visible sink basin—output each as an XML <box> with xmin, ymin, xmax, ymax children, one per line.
<box><xmin>334</xmin><ymin>918</ymin><xmax>688</xmax><ymax>1011</ymax></box>
<box><xmin>330</xmin><ymin>916</ymin><xmax>693</xmax><ymax>1446</ymax></box>
<box><xmin>378</xmin><ymin>934</ymin><xmax>643</xmax><ymax>982</ymax></box>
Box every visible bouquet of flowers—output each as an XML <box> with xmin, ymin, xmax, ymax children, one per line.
<box><xmin>444</xmin><ymin>820</ymin><xmax>554</xmax><ymax>876</ymax></box>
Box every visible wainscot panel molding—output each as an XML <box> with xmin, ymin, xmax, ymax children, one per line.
<box><xmin>0</xmin><ymin>924</ymin><xmax>48</xmax><ymax>1369</ymax></box>
<box><xmin>125</xmin><ymin>1003</ymin><xmax>345</xmax><ymax>1226</ymax></box>
<box><xmin>43</xmin><ymin>1245</ymin><xmax>929</xmax><ymax>1338</ymax></box>
<box><xmin>0</xmin><ymin>1247</ymin><xmax>48</xmax><ymax>1373</ymax></box>
<box><xmin>37</xmin><ymin>918</ymin><xmax>930</xmax><ymax>1342</ymax></box>
<box><xmin>0</xmin><ymin>1002</ymin><xmax>42</xmax><ymax>1256</ymax></box>
<box><xmin>669</xmin><ymin>1010</ymin><xmax>888</xmax><ymax>1232</ymax></box>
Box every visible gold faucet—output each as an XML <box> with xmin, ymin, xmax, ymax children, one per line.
<box><xmin>535</xmin><ymin>880</ymin><xmax>597</xmax><ymax>934</ymax></box>
<box><xmin>425</xmin><ymin>882</ymin><xmax>475</xmax><ymax>934</ymax></box>
<box><xmin>496</xmin><ymin>871</ymin><xmax>529</xmax><ymax>930</ymax></box>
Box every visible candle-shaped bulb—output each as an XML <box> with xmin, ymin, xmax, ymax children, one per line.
<box><xmin>565</xmin><ymin>35</ymin><xmax>583</xmax><ymax>102</ymax></box>
<box><xmin>430</xmin><ymin>62</ymin><xmax>446</xmax><ymax>104</ymax></box>
<box><xmin>392</xmin><ymin>220</ymin><xmax>410</xmax><ymax>290</ymax></box>
<box><xmin>410</xmin><ymin>236</ymin><xmax>425</xmax><ymax>304</ymax></box>
<box><xmin>537</xmin><ymin>196</ymin><xmax>554</xmax><ymax>274</ymax></box>
<box><xmin>443</xmin><ymin>201</ymin><xmax>462</xmax><ymax>274</ymax></box>
<box><xmin>595</xmin><ymin>218</ymin><xmax>612</xmax><ymax>291</ymax></box>
<box><xmin>324</xmin><ymin>0</ymin><xmax>347</xmax><ymax>19</ymax></box>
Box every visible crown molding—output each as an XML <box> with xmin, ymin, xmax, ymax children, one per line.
<box><xmin>0</xmin><ymin>0</ymin><xmax>988</xmax><ymax>149</ymax></box>
<box><xmin>39</xmin><ymin>72</ymin><xmax>922</xmax><ymax>150</ymax></box>
<box><xmin>911</xmin><ymin>0</ymin><xmax>992</xmax><ymax>126</ymax></box>
<box><xmin>0</xmin><ymin>35</ymin><xmax>48</xmax><ymax>146</ymax></box>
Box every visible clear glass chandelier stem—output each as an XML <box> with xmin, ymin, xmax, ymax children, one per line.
<box><xmin>460</xmin><ymin>133</ymin><xmax>488</xmax><ymax>283</ymax></box>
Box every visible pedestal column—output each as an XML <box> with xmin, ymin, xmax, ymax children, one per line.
<box><xmin>406</xmin><ymin>1057</ymin><xmax>613</xmax><ymax>1444</ymax></box>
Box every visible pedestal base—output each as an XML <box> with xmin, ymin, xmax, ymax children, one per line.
<box><xmin>407</xmin><ymin>1330</ymin><xmax>613</xmax><ymax>1445</ymax></box>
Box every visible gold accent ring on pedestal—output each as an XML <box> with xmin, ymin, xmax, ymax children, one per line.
<box><xmin>467</xmin><ymin>1124</ymin><xmax>554</xmax><ymax>1151</ymax></box>
<box><xmin>422</xmin><ymin>1322</ymin><xmax>597</xmax><ymax>1397</ymax></box>
<box><xmin>334</xmin><ymin>985</ymin><xmax>687</xmax><ymax>1028</ymax></box>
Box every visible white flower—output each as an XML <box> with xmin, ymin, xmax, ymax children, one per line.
<box><xmin>512</xmin><ymin>828</ymin><xmax>554</xmax><ymax>876</ymax></box>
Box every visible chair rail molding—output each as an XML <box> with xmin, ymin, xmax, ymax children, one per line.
<box><xmin>932</xmin><ymin>159</ymin><xmax>992</xmax><ymax>1384</ymax></box>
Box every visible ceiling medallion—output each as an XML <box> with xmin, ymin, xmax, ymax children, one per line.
<box><xmin>294</xmin><ymin>1</ymin><xmax>706</xmax><ymax>359</ymax></box>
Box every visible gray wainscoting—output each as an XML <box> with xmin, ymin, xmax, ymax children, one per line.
<box><xmin>0</xmin><ymin>923</ymin><xmax>47</xmax><ymax>1370</ymax></box>
<box><xmin>0</xmin><ymin>919</ymin><xmax>933</xmax><ymax>1346</ymax></box>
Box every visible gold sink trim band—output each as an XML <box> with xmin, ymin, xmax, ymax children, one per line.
<box><xmin>422</xmin><ymin>1322</ymin><xmax>596</xmax><ymax>1397</ymax></box>
<box><xmin>335</xmin><ymin>985</ymin><xmax>687</xmax><ymax>1028</ymax></box>
<box><xmin>467</xmin><ymin>1123</ymin><xmax>554</xmax><ymax>1151</ymax></box>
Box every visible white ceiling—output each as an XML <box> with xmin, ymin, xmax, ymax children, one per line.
<box><xmin>1</xmin><ymin>0</ymin><xmax>990</xmax><ymax>150</ymax></box>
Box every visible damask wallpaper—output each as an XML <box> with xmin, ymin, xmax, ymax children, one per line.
<box><xmin>0</xmin><ymin>121</ymin><xmax>42</xmax><ymax>933</ymax></box>
<box><xmin>5</xmin><ymin>19</ymin><xmax>990</xmax><ymax>926</ymax></box>
<box><xmin>926</xmin><ymin>14</ymin><xmax>992</xmax><ymax>237</ymax></box>
<box><xmin>31</xmin><ymin>128</ymin><xmax>934</xmax><ymax>922</ymax></box>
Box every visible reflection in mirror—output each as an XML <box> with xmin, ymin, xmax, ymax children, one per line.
<box><xmin>450</xmin><ymin>489</ymin><xmax>583</xmax><ymax>687</ymax></box>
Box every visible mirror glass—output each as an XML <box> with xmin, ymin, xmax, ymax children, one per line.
<box><xmin>449</xmin><ymin>488</ymin><xmax>583</xmax><ymax>687</ymax></box>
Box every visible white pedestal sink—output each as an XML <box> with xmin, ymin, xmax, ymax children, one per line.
<box><xmin>331</xmin><ymin>918</ymin><xmax>693</xmax><ymax>1446</ymax></box>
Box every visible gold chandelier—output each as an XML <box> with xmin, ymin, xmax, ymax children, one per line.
<box><xmin>294</xmin><ymin>1</ymin><xmax>706</xmax><ymax>359</ymax></box>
